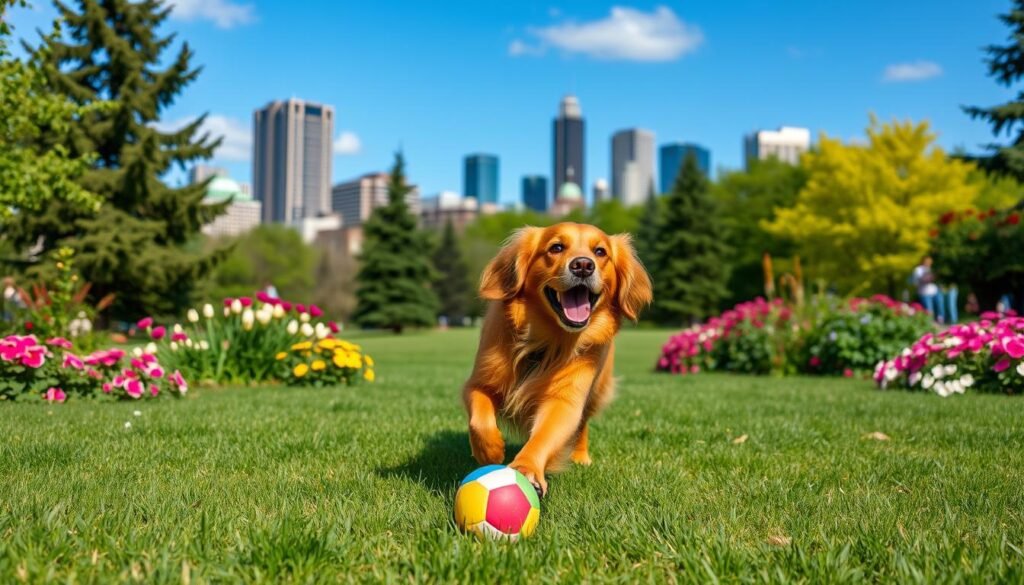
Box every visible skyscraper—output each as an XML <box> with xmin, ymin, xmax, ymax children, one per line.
<box><xmin>190</xmin><ymin>164</ymin><xmax>227</xmax><ymax>185</ymax></box>
<box><xmin>553</xmin><ymin>95</ymin><xmax>585</xmax><ymax>200</ymax></box>
<box><xmin>331</xmin><ymin>172</ymin><xmax>420</xmax><ymax>227</ymax></box>
<box><xmin>252</xmin><ymin>98</ymin><xmax>335</xmax><ymax>223</ymax></box>
<box><xmin>611</xmin><ymin>128</ymin><xmax>655</xmax><ymax>206</ymax></box>
<box><xmin>463</xmin><ymin>154</ymin><xmax>499</xmax><ymax>204</ymax></box>
<box><xmin>521</xmin><ymin>175</ymin><xmax>548</xmax><ymax>212</ymax></box>
<box><xmin>744</xmin><ymin>126</ymin><xmax>810</xmax><ymax>168</ymax></box>
<box><xmin>660</xmin><ymin>143</ymin><xmax>711</xmax><ymax>193</ymax></box>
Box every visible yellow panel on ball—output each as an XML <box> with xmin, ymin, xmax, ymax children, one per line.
<box><xmin>454</xmin><ymin>481</ymin><xmax>489</xmax><ymax>529</ymax></box>
<box><xmin>520</xmin><ymin>507</ymin><xmax>540</xmax><ymax>538</ymax></box>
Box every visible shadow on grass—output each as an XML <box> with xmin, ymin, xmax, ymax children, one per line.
<box><xmin>375</xmin><ymin>430</ymin><xmax>523</xmax><ymax>498</ymax></box>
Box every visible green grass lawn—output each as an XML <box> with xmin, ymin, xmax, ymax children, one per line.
<box><xmin>2</xmin><ymin>328</ymin><xmax>1024</xmax><ymax>583</ymax></box>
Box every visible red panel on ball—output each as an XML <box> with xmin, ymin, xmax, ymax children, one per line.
<box><xmin>485</xmin><ymin>484</ymin><xmax>532</xmax><ymax>534</ymax></box>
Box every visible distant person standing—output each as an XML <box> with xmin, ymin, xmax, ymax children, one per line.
<box><xmin>2</xmin><ymin>277</ymin><xmax>21</xmax><ymax>321</ymax></box>
<box><xmin>912</xmin><ymin>256</ymin><xmax>944</xmax><ymax>323</ymax></box>
<box><xmin>262</xmin><ymin>281</ymin><xmax>279</xmax><ymax>299</ymax></box>
<box><xmin>945</xmin><ymin>284</ymin><xmax>959</xmax><ymax>325</ymax></box>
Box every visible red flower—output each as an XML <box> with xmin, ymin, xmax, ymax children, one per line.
<box><xmin>1009</xmin><ymin>213</ymin><xmax>1020</xmax><ymax>226</ymax></box>
<box><xmin>137</xmin><ymin>317</ymin><xmax>153</xmax><ymax>329</ymax></box>
<box><xmin>239</xmin><ymin>297</ymin><xmax>253</xmax><ymax>308</ymax></box>
<box><xmin>843</xmin><ymin>368</ymin><xmax>854</xmax><ymax>378</ymax></box>
<box><xmin>309</xmin><ymin>304</ymin><xmax>323</xmax><ymax>318</ymax></box>
<box><xmin>24</xmin><ymin>321</ymin><xmax>33</xmax><ymax>331</ymax></box>
<box><xmin>928</xmin><ymin>229</ymin><xmax>939</xmax><ymax>238</ymax></box>
<box><xmin>151</xmin><ymin>326</ymin><xmax>166</xmax><ymax>340</ymax></box>
<box><xmin>328</xmin><ymin>321</ymin><xmax>340</xmax><ymax>333</ymax></box>
<box><xmin>809</xmin><ymin>356</ymin><xmax>821</xmax><ymax>367</ymax></box>
<box><xmin>939</xmin><ymin>211</ymin><xmax>955</xmax><ymax>225</ymax></box>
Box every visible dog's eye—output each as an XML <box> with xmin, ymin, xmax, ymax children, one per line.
<box><xmin>594</xmin><ymin>247</ymin><xmax>607</xmax><ymax>257</ymax></box>
<box><xmin>549</xmin><ymin>243</ymin><xmax>564</xmax><ymax>254</ymax></box>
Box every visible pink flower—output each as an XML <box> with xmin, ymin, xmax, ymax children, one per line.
<box><xmin>328</xmin><ymin>321</ymin><xmax>340</xmax><ymax>333</ymax></box>
<box><xmin>171</xmin><ymin>332</ymin><xmax>188</xmax><ymax>342</ymax></box>
<box><xmin>62</xmin><ymin>353</ymin><xmax>85</xmax><ymax>370</ymax></box>
<box><xmin>46</xmin><ymin>337</ymin><xmax>73</xmax><ymax>349</ymax></box>
<box><xmin>809</xmin><ymin>356</ymin><xmax>821</xmax><ymax>367</ymax></box>
<box><xmin>239</xmin><ymin>297</ymin><xmax>253</xmax><ymax>307</ymax></box>
<box><xmin>147</xmin><ymin>365</ymin><xmax>165</xmax><ymax>379</ymax></box>
<box><xmin>256</xmin><ymin>291</ymin><xmax>271</xmax><ymax>303</ymax></box>
<box><xmin>102</xmin><ymin>383</ymin><xmax>112</xmax><ymax>393</ymax></box>
<box><xmin>137</xmin><ymin>317</ymin><xmax>153</xmax><ymax>329</ymax></box>
<box><xmin>168</xmin><ymin>370</ymin><xmax>188</xmax><ymax>393</ymax></box>
<box><xmin>21</xmin><ymin>347</ymin><xmax>46</xmax><ymax>368</ymax></box>
<box><xmin>281</xmin><ymin>301</ymin><xmax>293</xmax><ymax>312</ymax></box>
<box><xmin>125</xmin><ymin>379</ymin><xmax>144</xmax><ymax>398</ymax></box>
<box><xmin>309</xmin><ymin>305</ymin><xmax>323</xmax><ymax>318</ymax></box>
<box><xmin>994</xmin><ymin>358</ymin><xmax>1012</xmax><ymax>373</ymax></box>
<box><xmin>44</xmin><ymin>387</ymin><xmax>66</xmax><ymax>403</ymax></box>
<box><xmin>843</xmin><ymin>368</ymin><xmax>854</xmax><ymax>378</ymax></box>
<box><xmin>150</xmin><ymin>384</ymin><xmax>160</xmax><ymax>397</ymax></box>
<box><xmin>296</xmin><ymin>303</ymin><xmax>306</xmax><ymax>313</ymax></box>
<box><xmin>223</xmin><ymin>298</ymin><xmax>234</xmax><ymax>307</ymax></box>
<box><xmin>150</xmin><ymin>326</ymin><xmax>166</xmax><ymax>340</ymax></box>
<box><xmin>1004</xmin><ymin>337</ymin><xmax>1024</xmax><ymax>359</ymax></box>
<box><xmin>690</xmin><ymin>365</ymin><xmax>700</xmax><ymax>374</ymax></box>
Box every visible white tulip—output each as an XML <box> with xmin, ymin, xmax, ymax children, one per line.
<box><xmin>173</xmin><ymin>323</ymin><xmax>184</xmax><ymax>334</ymax></box>
<box><xmin>145</xmin><ymin>342</ymin><xmax>157</xmax><ymax>355</ymax></box>
<box><xmin>273</xmin><ymin>304</ymin><xmax>285</xmax><ymax>319</ymax></box>
<box><xmin>287</xmin><ymin>320</ymin><xmax>299</xmax><ymax>335</ymax></box>
<box><xmin>300</xmin><ymin>312</ymin><xmax>311</xmax><ymax>323</ymax></box>
<box><xmin>315</xmin><ymin>323</ymin><xmax>328</xmax><ymax>339</ymax></box>
<box><xmin>256</xmin><ymin>308</ymin><xmax>272</xmax><ymax>325</ymax></box>
<box><xmin>231</xmin><ymin>299</ymin><xmax>243</xmax><ymax>314</ymax></box>
<box><xmin>300</xmin><ymin>323</ymin><xmax>314</xmax><ymax>337</ymax></box>
<box><xmin>199</xmin><ymin>340</ymin><xmax>209</xmax><ymax>350</ymax></box>
<box><xmin>187</xmin><ymin>309</ymin><xmax>199</xmax><ymax>323</ymax></box>
<box><xmin>185</xmin><ymin>338</ymin><xmax>194</xmax><ymax>348</ymax></box>
<box><xmin>1017</xmin><ymin>362</ymin><xmax>1024</xmax><ymax>377</ymax></box>
<box><xmin>133</xmin><ymin>347</ymin><xmax>144</xmax><ymax>357</ymax></box>
<box><xmin>203</xmin><ymin>303</ymin><xmax>215</xmax><ymax>319</ymax></box>
<box><xmin>170</xmin><ymin>341</ymin><xmax>179</xmax><ymax>352</ymax></box>
<box><xmin>223</xmin><ymin>306</ymin><xmax>231</xmax><ymax>317</ymax></box>
<box><xmin>242</xmin><ymin>308</ymin><xmax>255</xmax><ymax>330</ymax></box>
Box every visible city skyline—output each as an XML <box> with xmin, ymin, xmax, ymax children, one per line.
<box><xmin>9</xmin><ymin>1</ymin><xmax>1012</xmax><ymax>205</ymax></box>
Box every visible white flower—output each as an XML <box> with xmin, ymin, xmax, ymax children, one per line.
<box><xmin>187</xmin><ymin>309</ymin><xmax>199</xmax><ymax>323</ymax></box>
<box><xmin>943</xmin><ymin>364</ymin><xmax>957</xmax><ymax>376</ymax></box>
<box><xmin>287</xmin><ymin>320</ymin><xmax>299</xmax><ymax>335</ymax></box>
<box><xmin>934</xmin><ymin>382</ymin><xmax>951</xmax><ymax>397</ymax></box>
<box><xmin>931</xmin><ymin>365</ymin><xmax>946</xmax><ymax>379</ymax></box>
<box><xmin>223</xmin><ymin>306</ymin><xmax>231</xmax><ymax>317</ymax></box>
<box><xmin>315</xmin><ymin>322</ymin><xmax>328</xmax><ymax>339</ymax></box>
<box><xmin>884</xmin><ymin>367</ymin><xmax>898</xmax><ymax>382</ymax></box>
<box><xmin>199</xmin><ymin>340</ymin><xmax>209</xmax><ymax>350</ymax></box>
<box><xmin>124</xmin><ymin>421</ymin><xmax>132</xmax><ymax>429</ymax></box>
<box><xmin>170</xmin><ymin>341</ymin><xmax>179</xmax><ymax>351</ymax></box>
<box><xmin>133</xmin><ymin>410</ymin><xmax>142</xmax><ymax>417</ymax></box>
<box><xmin>185</xmin><ymin>338</ymin><xmax>194</xmax><ymax>348</ymax></box>
<box><xmin>145</xmin><ymin>342</ymin><xmax>157</xmax><ymax>355</ymax></box>
<box><xmin>1017</xmin><ymin>362</ymin><xmax>1024</xmax><ymax>377</ymax></box>
<box><xmin>256</xmin><ymin>308</ymin><xmax>272</xmax><ymax>325</ymax></box>
<box><xmin>273</xmin><ymin>304</ymin><xmax>285</xmax><ymax>319</ymax></box>
<box><xmin>132</xmin><ymin>346</ymin><xmax>144</xmax><ymax>357</ymax></box>
<box><xmin>173</xmin><ymin>323</ymin><xmax>184</xmax><ymax>334</ymax></box>
<box><xmin>909</xmin><ymin>371</ymin><xmax>922</xmax><ymax>386</ymax></box>
<box><xmin>300</xmin><ymin>312</ymin><xmax>311</xmax><ymax>323</ymax></box>
<box><xmin>300</xmin><ymin>323</ymin><xmax>314</xmax><ymax>337</ymax></box>
<box><xmin>242</xmin><ymin>308</ymin><xmax>255</xmax><ymax>330</ymax></box>
<box><xmin>959</xmin><ymin>374</ymin><xmax>974</xmax><ymax>388</ymax></box>
<box><xmin>203</xmin><ymin>303</ymin><xmax>215</xmax><ymax>319</ymax></box>
<box><xmin>947</xmin><ymin>380</ymin><xmax>963</xmax><ymax>394</ymax></box>
<box><xmin>231</xmin><ymin>299</ymin><xmax>243</xmax><ymax>314</ymax></box>
<box><xmin>901</xmin><ymin>348</ymin><xmax>912</xmax><ymax>357</ymax></box>
<box><xmin>922</xmin><ymin>375</ymin><xmax>935</xmax><ymax>389</ymax></box>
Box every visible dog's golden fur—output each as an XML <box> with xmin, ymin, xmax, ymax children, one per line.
<box><xmin>462</xmin><ymin>222</ymin><xmax>652</xmax><ymax>494</ymax></box>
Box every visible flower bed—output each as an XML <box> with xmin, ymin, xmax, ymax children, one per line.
<box><xmin>874</xmin><ymin>312</ymin><xmax>1024</xmax><ymax>396</ymax></box>
<box><xmin>141</xmin><ymin>293</ymin><xmax>373</xmax><ymax>387</ymax></box>
<box><xmin>278</xmin><ymin>338</ymin><xmax>375</xmax><ymax>386</ymax></box>
<box><xmin>657</xmin><ymin>295</ymin><xmax>934</xmax><ymax>377</ymax></box>
<box><xmin>0</xmin><ymin>335</ymin><xmax>187</xmax><ymax>402</ymax></box>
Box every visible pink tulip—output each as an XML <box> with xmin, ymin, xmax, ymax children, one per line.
<box><xmin>994</xmin><ymin>358</ymin><xmax>1012</xmax><ymax>373</ymax></box>
<box><xmin>281</xmin><ymin>301</ymin><xmax>293</xmax><ymax>312</ymax></box>
<box><xmin>328</xmin><ymin>321</ymin><xmax>340</xmax><ymax>333</ymax></box>
<box><xmin>171</xmin><ymin>332</ymin><xmax>188</xmax><ymax>342</ymax></box>
<box><xmin>223</xmin><ymin>298</ymin><xmax>234</xmax><ymax>307</ymax></box>
<box><xmin>150</xmin><ymin>326</ymin><xmax>166</xmax><ymax>340</ymax></box>
<box><xmin>137</xmin><ymin>317</ymin><xmax>153</xmax><ymax>329</ymax></box>
<box><xmin>309</xmin><ymin>305</ymin><xmax>323</xmax><ymax>318</ymax></box>
<box><xmin>296</xmin><ymin>303</ymin><xmax>306</xmax><ymax>313</ymax></box>
<box><xmin>240</xmin><ymin>297</ymin><xmax>253</xmax><ymax>307</ymax></box>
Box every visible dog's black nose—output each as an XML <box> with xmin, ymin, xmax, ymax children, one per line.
<box><xmin>569</xmin><ymin>256</ymin><xmax>595</xmax><ymax>278</ymax></box>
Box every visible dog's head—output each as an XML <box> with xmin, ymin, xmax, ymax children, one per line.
<box><xmin>480</xmin><ymin>222</ymin><xmax>653</xmax><ymax>332</ymax></box>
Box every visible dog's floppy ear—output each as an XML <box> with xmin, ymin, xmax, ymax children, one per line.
<box><xmin>479</xmin><ymin>227</ymin><xmax>542</xmax><ymax>301</ymax></box>
<box><xmin>609</xmin><ymin>234</ymin><xmax>653</xmax><ymax>321</ymax></box>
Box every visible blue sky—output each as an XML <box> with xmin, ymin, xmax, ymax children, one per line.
<box><xmin>8</xmin><ymin>1</ymin><xmax>1017</xmax><ymax>205</ymax></box>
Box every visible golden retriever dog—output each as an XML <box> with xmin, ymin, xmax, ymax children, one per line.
<box><xmin>462</xmin><ymin>222</ymin><xmax>652</xmax><ymax>496</ymax></box>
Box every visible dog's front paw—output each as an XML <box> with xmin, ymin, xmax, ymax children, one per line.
<box><xmin>570</xmin><ymin>450</ymin><xmax>592</xmax><ymax>466</ymax></box>
<box><xmin>469</xmin><ymin>425</ymin><xmax>505</xmax><ymax>465</ymax></box>
<box><xmin>509</xmin><ymin>459</ymin><xmax>548</xmax><ymax>498</ymax></box>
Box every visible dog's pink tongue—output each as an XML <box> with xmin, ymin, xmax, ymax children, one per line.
<box><xmin>559</xmin><ymin>287</ymin><xmax>591</xmax><ymax>323</ymax></box>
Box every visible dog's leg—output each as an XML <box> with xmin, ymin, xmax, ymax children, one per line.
<box><xmin>569</xmin><ymin>421</ymin><xmax>592</xmax><ymax>466</ymax></box>
<box><xmin>465</xmin><ymin>387</ymin><xmax>505</xmax><ymax>465</ymax></box>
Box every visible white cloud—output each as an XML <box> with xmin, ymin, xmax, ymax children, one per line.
<box><xmin>513</xmin><ymin>6</ymin><xmax>703</xmax><ymax>62</ymax></box>
<box><xmin>155</xmin><ymin>115</ymin><xmax>251</xmax><ymax>162</ymax></box>
<box><xmin>883</xmin><ymin>61</ymin><xmax>943</xmax><ymax>83</ymax></box>
<box><xmin>167</xmin><ymin>0</ymin><xmax>255</xmax><ymax>29</ymax></box>
<box><xmin>333</xmin><ymin>131</ymin><xmax>362</xmax><ymax>156</ymax></box>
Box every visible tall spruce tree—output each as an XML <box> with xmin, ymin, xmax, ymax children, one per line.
<box><xmin>432</xmin><ymin>219</ymin><xmax>473</xmax><ymax>325</ymax></box>
<box><xmin>649</xmin><ymin>153</ymin><xmax>730</xmax><ymax>326</ymax></box>
<box><xmin>634</xmin><ymin>191</ymin><xmax>663</xmax><ymax>270</ymax></box>
<box><xmin>13</xmin><ymin>0</ymin><xmax>226</xmax><ymax>320</ymax></box>
<box><xmin>964</xmin><ymin>0</ymin><xmax>1024</xmax><ymax>182</ymax></box>
<box><xmin>353</xmin><ymin>153</ymin><xmax>438</xmax><ymax>333</ymax></box>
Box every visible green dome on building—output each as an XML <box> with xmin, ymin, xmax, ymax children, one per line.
<box><xmin>204</xmin><ymin>176</ymin><xmax>251</xmax><ymax>202</ymax></box>
<box><xmin>557</xmin><ymin>181</ymin><xmax>583</xmax><ymax>201</ymax></box>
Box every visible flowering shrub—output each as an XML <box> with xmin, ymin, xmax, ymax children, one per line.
<box><xmin>278</xmin><ymin>338</ymin><xmax>375</xmax><ymax>387</ymax></box>
<box><xmin>0</xmin><ymin>334</ymin><xmax>187</xmax><ymax>402</ymax></box>
<box><xmin>144</xmin><ymin>293</ymin><xmax>349</xmax><ymax>386</ymax></box>
<box><xmin>800</xmin><ymin>295</ymin><xmax>934</xmax><ymax>376</ymax></box>
<box><xmin>657</xmin><ymin>295</ymin><xmax>932</xmax><ymax>378</ymax></box>
<box><xmin>874</xmin><ymin>312</ymin><xmax>1024</xmax><ymax>396</ymax></box>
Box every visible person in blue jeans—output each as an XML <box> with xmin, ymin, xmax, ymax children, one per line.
<box><xmin>945</xmin><ymin>285</ymin><xmax>958</xmax><ymax>324</ymax></box>
<box><xmin>912</xmin><ymin>256</ymin><xmax>944</xmax><ymax>323</ymax></box>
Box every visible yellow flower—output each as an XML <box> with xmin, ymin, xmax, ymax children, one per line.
<box><xmin>275</xmin><ymin>352</ymin><xmax>287</xmax><ymax>361</ymax></box>
<box><xmin>293</xmin><ymin>363</ymin><xmax>309</xmax><ymax>378</ymax></box>
<box><xmin>336</xmin><ymin>340</ymin><xmax>355</xmax><ymax>351</ymax></box>
<box><xmin>364</xmin><ymin>369</ymin><xmax>375</xmax><ymax>382</ymax></box>
<box><xmin>317</xmin><ymin>339</ymin><xmax>336</xmax><ymax>350</ymax></box>
<box><xmin>332</xmin><ymin>353</ymin><xmax>348</xmax><ymax>369</ymax></box>
<box><xmin>291</xmin><ymin>341</ymin><xmax>313</xmax><ymax>351</ymax></box>
<box><xmin>365</xmin><ymin>355</ymin><xmax>374</xmax><ymax>367</ymax></box>
<box><xmin>312</xmin><ymin>359</ymin><xmax>326</xmax><ymax>371</ymax></box>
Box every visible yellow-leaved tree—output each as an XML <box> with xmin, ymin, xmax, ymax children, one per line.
<box><xmin>764</xmin><ymin>117</ymin><xmax>979</xmax><ymax>294</ymax></box>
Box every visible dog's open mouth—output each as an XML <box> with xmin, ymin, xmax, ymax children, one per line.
<box><xmin>544</xmin><ymin>285</ymin><xmax>599</xmax><ymax>329</ymax></box>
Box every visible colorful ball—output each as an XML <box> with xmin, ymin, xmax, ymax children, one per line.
<box><xmin>454</xmin><ymin>465</ymin><xmax>541</xmax><ymax>540</ymax></box>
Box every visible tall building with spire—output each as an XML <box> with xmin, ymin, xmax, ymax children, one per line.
<box><xmin>553</xmin><ymin>95</ymin><xmax>585</xmax><ymax>203</ymax></box>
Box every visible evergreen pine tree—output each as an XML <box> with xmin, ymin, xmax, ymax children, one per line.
<box><xmin>353</xmin><ymin>153</ymin><xmax>438</xmax><ymax>333</ymax></box>
<box><xmin>964</xmin><ymin>0</ymin><xmax>1024</xmax><ymax>181</ymax></box>
<box><xmin>649</xmin><ymin>153</ymin><xmax>731</xmax><ymax>325</ymax></box>
<box><xmin>634</xmin><ymin>191</ymin><xmax>663</xmax><ymax>270</ymax></box>
<box><xmin>431</xmin><ymin>219</ymin><xmax>473</xmax><ymax>325</ymax></box>
<box><xmin>13</xmin><ymin>0</ymin><xmax>226</xmax><ymax>320</ymax></box>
